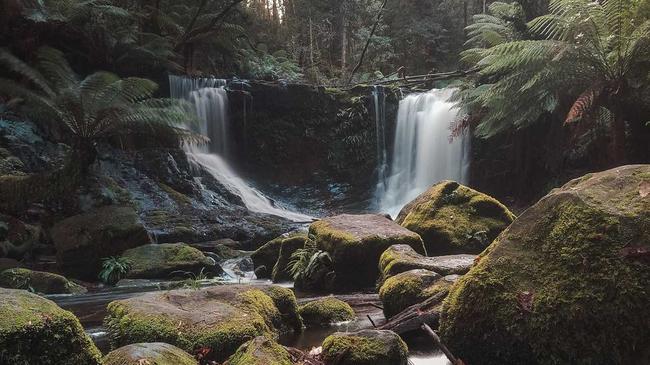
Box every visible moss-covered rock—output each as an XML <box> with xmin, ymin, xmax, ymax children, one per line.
<box><xmin>105</xmin><ymin>285</ymin><xmax>301</xmax><ymax>362</ymax></box>
<box><xmin>0</xmin><ymin>214</ymin><xmax>40</xmax><ymax>260</ymax></box>
<box><xmin>298</xmin><ymin>297</ymin><xmax>355</xmax><ymax>327</ymax></box>
<box><xmin>51</xmin><ymin>205</ymin><xmax>152</xmax><ymax>280</ymax></box>
<box><xmin>252</xmin><ymin>231</ymin><xmax>306</xmax><ymax>280</ymax></box>
<box><xmin>308</xmin><ymin>214</ymin><xmax>425</xmax><ymax>290</ymax></box>
<box><xmin>379</xmin><ymin>269</ymin><xmax>459</xmax><ymax>318</ymax></box>
<box><xmin>379</xmin><ymin>244</ymin><xmax>475</xmax><ymax>282</ymax></box>
<box><xmin>272</xmin><ymin>233</ymin><xmax>308</xmax><ymax>282</ymax></box>
<box><xmin>0</xmin><ymin>288</ymin><xmax>102</xmax><ymax>364</ymax></box>
<box><xmin>440</xmin><ymin>165</ymin><xmax>650</xmax><ymax>365</ymax></box>
<box><xmin>103</xmin><ymin>342</ymin><xmax>198</xmax><ymax>365</ymax></box>
<box><xmin>396</xmin><ymin>181</ymin><xmax>515</xmax><ymax>255</ymax></box>
<box><xmin>226</xmin><ymin>336</ymin><xmax>293</xmax><ymax>365</ymax></box>
<box><xmin>0</xmin><ymin>268</ymin><xmax>86</xmax><ymax>294</ymax></box>
<box><xmin>321</xmin><ymin>329</ymin><xmax>408</xmax><ymax>365</ymax></box>
<box><xmin>122</xmin><ymin>243</ymin><xmax>217</xmax><ymax>279</ymax></box>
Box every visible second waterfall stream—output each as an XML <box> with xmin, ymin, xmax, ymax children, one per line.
<box><xmin>169</xmin><ymin>76</ymin><xmax>312</xmax><ymax>222</ymax></box>
<box><xmin>377</xmin><ymin>88</ymin><xmax>471</xmax><ymax>217</ymax></box>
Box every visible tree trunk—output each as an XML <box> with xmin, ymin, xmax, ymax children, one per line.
<box><xmin>610</xmin><ymin>112</ymin><xmax>627</xmax><ymax>165</ymax></box>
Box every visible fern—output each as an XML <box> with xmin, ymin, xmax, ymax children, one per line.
<box><xmin>99</xmin><ymin>257</ymin><xmax>132</xmax><ymax>285</ymax></box>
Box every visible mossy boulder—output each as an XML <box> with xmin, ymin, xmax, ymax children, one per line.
<box><xmin>0</xmin><ymin>268</ymin><xmax>86</xmax><ymax>294</ymax></box>
<box><xmin>51</xmin><ymin>206</ymin><xmax>152</xmax><ymax>280</ymax></box>
<box><xmin>226</xmin><ymin>336</ymin><xmax>293</xmax><ymax>365</ymax></box>
<box><xmin>379</xmin><ymin>244</ymin><xmax>475</xmax><ymax>282</ymax></box>
<box><xmin>309</xmin><ymin>214</ymin><xmax>425</xmax><ymax>290</ymax></box>
<box><xmin>298</xmin><ymin>297</ymin><xmax>355</xmax><ymax>327</ymax></box>
<box><xmin>105</xmin><ymin>285</ymin><xmax>302</xmax><ymax>362</ymax></box>
<box><xmin>251</xmin><ymin>231</ymin><xmax>307</xmax><ymax>280</ymax></box>
<box><xmin>122</xmin><ymin>243</ymin><xmax>217</xmax><ymax>279</ymax></box>
<box><xmin>0</xmin><ymin>288</ymin><xmax>102</xmax><ymax>364</ymax></box>
<box><xmin>396</xmin><ymin>181</ymin><xmax>515</xmax><ymax>255</ymax></box>
<box><xmin>0</xmin><ymin>214</ymin><xmax>40</xmax><ymax>259</ymax></box>
<box><xmin>321</xmin><ymin>329</ymin><xmax>409</xmax><ymax>365</ymax></box>
<box><xmin>379</xmin><ymin>269</ymin><xmax>459</xmax><ymax>318</ymax></box>
<box><xmin>440</xmin><ymin>165</ymin><xmax>650</xmax><ymax>365</ymax></box>
<box><xmin>103</xmin><ymin>343</ymin><xmax>198</xmax><ymax>365</ymax></box>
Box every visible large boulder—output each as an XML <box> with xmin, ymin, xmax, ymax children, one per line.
<box><xmin>298</xmin><ymin>297</ymin><xmax>355</xmax><ymax>327</ymax></box>
<box><xmin>226</xmin><ymin>336</ymin><xmax>293</xmax><ymax>365</ymax></box>
<box><xmin>379</xmin><ymin>244</ymin><xmax>475</xmax><ymax>282</ymax></box>
<box><xmin>307</xmin><ymin>214</ymin><xmax>425</xmax><ymax>290</ymax></box>
<box><xmin>321</xmin><ymin>329</ymin><xmax>409</xmax><ymax>365</ymax></box>
<box><xmin>251</xmin><ymin>231</ymin><xmax>307</xmax><ymax>280</ymax></box>
<box><xmin>51</xmin><ymin>205</ymin><xmax>152</xmax><ymax>280</ymax></box>
<box><xmin>0</xmin><ymin>214</ymin><xmax>40</xmax><ymax>259</ymax></box>
<box><xmin>379</xmin><ymin>269</ymin><xmax>458</xmax><ymax>318</ymax></box>
<box><xmin>103</xmin><ymin>343</ymin><xmax>198</xmax><ymax>365</ymax></box>
<box><xmin>122</xmin><ymin>243</ymin><xmax>217</xmax><ymax>279</ymax></box>
<box><xmin>396</xmin><ymin>181</ymin><xmax>515</xmax><ymax>255</ymax></box>
<box><xmin>105</xmin><ymin>285</ymin><xmax>302</xmax><ymax>362</ymax></box>
<box><xmin>0</xmin><ymin>268</ymin><xmax>86</xmax><ymax>294</ymax></box>
<box><xmin>440</xmin><ymin>165</ymin><xmax>650</xmax><ymax>364</ymax></box>
<box><xmin>0</xmin><ymin>288</ymin><xmax>102</xmax><ymax>364</ymax></box>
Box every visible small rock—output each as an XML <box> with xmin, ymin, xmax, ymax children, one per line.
<box><xmin>298</xmin><ymin>297</ymin><xmax>355</xmax><ymax>327</ymax></box>
<box><xmin>321</xmin><ymin>329</ymin><xmax>408</xmax><ymax>365</ymax></box>
<box><xmin>103</xmin><ymin>343</ymin><xmax>198</xmax><ymax>365</ymax></box>
<box><xmin>0</xmin><ymin>268</ymin><xmax>87</xmax><ymax>294</ymax></box>
<box><xmin>226</xmin><ymin>336</ymin><xmax>293</xmax><ymax>365</ymax></box>
<box><xmin>379</xmin><ymin>244</ymin><xmax>476</xmax><ymax>282</ymax></box>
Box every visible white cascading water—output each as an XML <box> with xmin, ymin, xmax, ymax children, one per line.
<box><xmin>169</xmin><ymin>75</ymin><xmax>311</xmax><ymax>222</ymax></box>
<box><xmin>378</xmin><ymin>88</ymin><xmax>470</xmax><ymax>217</ymax></box>
<box><xmin>372</xmin><ymin>86</ymin><xmax>389</xmax><ymax>200</ymax></box>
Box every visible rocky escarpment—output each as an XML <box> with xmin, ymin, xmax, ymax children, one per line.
<box><xmin>440</xmin><ymin>165</ymin><xmax>650</xmax><ymax>364</ymax></box>
<box><xmin>228</xmin><ymin>82</ymin><xmax>401</xmax><ymax>214</ymax></box>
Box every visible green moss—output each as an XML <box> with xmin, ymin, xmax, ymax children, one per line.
<box><xmin>308</xmin><ymin>214</ymin><xmax>426</xmax><ymax>290</ymax></box>
<box><xmin>271</xmin><ymin>233</ymin><xmax>307</xmax><ymax>282</ymax></box>
<box><xmin>227</xmin><ymin>336</ymin><xmax>292</xmax><ymax>365</ymax></box>
<box><xmin>0</xmin><ymin>268</ymin><xmax>86</xmax><ymax>294</ymax></box>
<box><xmin>236</xmin><ymin>289</ymin><xmax>283</xmax><ymax>331</ymax></box>
<box><xmin>440</xmin><ymin>166</ymin><xmax>650</xmax><ymax>365</ymax></box>
<box><xmin>398</xmin><ymin>181</ymin><xmax>515</xmax><ymax>255</ymax></box>
<box><xmin>0</xmin><ymin>288</ymin><xmax>102</xmax><ymax>365</ymax></box>
<box><xmin>261</xmin><ymin>286</ymin><xmax>303</xmax><ymax>332</ymax></box>
<box><xmin>321</xmin><ymin>330</ymin><xmax>409</xmax><ymax>365</ymax></box>
<box><xmin>298</xmin><ymin>297</ymin><xmax>355</xmax><ymax>327</ymax></box>
<box><xmin>103</xmin><ymin>343</ymin><xmax>198</xmax><ymax>365</ymax></box>
<box><xmin>159</xmin><ymin>183</ymin><xmax>192</xmax><ymax>206</ymax></box>
<box><xmin>122</xmin><ymin>243</ymin><xmax>212</xmax><ymax>279</ymax></box>
<box><xmin>106</xmin><ymin>300</ymin><xmax>270</xmax><ymax>362</ymax></box>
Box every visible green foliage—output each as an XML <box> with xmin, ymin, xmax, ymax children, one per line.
<box><xmin>287</xmin><ymin>236</ymin><xmax>331</xmax><ymax>283</ymax></box>
<box><xmin>99</xmin><ymin>256</ymin><xmax>131</xmax><ymax>285</ymax></box>
<box><xmin>457</xmin><ymin>0</ymin><xmax>650</xmax><ymax>139</ymax></box>
<box><xmin>0</xmin><ymin>47</ymin><xmax>200</xmax><ymax>152</ymax></box>
<box><xmin>239</xmin><ymin>49</ymin><xmax>303</xmax><ymax>81</ymax></box>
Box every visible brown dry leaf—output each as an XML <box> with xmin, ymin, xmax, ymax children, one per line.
<box><xmin>640</xmin><ymin>182</ymin><xmax>650</xmax><ymax>198</ymax></box>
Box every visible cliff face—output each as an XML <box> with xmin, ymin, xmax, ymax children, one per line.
<box><xmin>228</xmin><ymin>82</ymin><xmax>400</xmax><ymax>214</ymax></box>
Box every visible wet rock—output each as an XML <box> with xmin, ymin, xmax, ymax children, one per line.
<box><xmin>103</xmin><ymin>343</ymin><xmax>198</xmax><ymax>365</ymax></box>
<box><xmin>121</xmin><ymin>243</ymin><xmax>219</xmax><ymax>279</ymax></box>
<box><xmin>440</xmin><ymin>165</ymin><xmax>650</xmax><ymax>364</ymax></box>
<box><xmin>379</xmin><ymin>269</ymin><xmax>458</xmax><ymax>318</ymax></box>
<box><xmin>321</xmin><ymin>329</ymin><xmax>408</xmax><ymax>365</ymax></box>
<box><xmin>251</xmin><ymin>231</ymin><xmax>307</xmax><ymax>280</ymax></box>
<box><xmin>51</xmin><ymin>205</ymin><xmax>152</xmax><ymax>280</ymax></box>
<box><xmin>0</xmin><ymin>268</ymin><xmax>86</xmax><ymax>294</ymax></box>
<box><xmin>0</xmin><ymin>288</ymin><xmax>102</xmax><ymax>364</ymax></box>
<box><xmin>0</xmin><ymin>214</ymin><xmax>40</xmax><ymax>260</ymax></box>
<box><xmin>226</xmin><ymin>336</ymin><xmax>293</xmax><ymax>365</ymax></box>
<box><xmin>0</xmin><ymin>257</ymin><xmax>20</xmax><ymax>271</ymax></box>
<box><xmin>308</xmin><ymin>214</ymin><xmax>425</xmax><ymax>290</ymax></box>
<box><xmin>105</xmin><ymin>285</ymin><xmax>302</xmax><ymax>362</ymax></box>
<box><xmin>379</xmin><ymin>244</ymin><xmax>475</xmax><ymax>281</ymax></box>
<box><xmin>396</xmin><ymin>181</ymin><xmax>515</xmax><ymax>255</ymax></box>
<box><xmin>298</xmin><ymin>297</ymin><xmax>355</xmax><ymax>327</ymax></box>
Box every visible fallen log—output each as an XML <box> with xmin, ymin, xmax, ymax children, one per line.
<box><xmin>421</xmin><ymin>323</ymin><xmax>464</xmax><ymax>365</ymax></box>
<box><xmin>377</xmin><ymin>290</ymin><xmax>448</xmax><ymax>334</ymax></box>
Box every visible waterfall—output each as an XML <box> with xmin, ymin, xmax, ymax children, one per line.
<box><xmin>378</xmin><ymin>88</ymin><xmax>470</xmax><ymax>218</ymax></box>
<box><xmin>169</xmin><ymin>75</ymin><xmax>311</xmax><ymax>222</ymax></box>
<box><xmin>372</xmin><ymin>86</ymin><xmax>389</xmax><ymax>199</ymax></box>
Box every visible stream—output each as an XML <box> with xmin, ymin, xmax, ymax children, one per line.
<box><xmin>48</xmin><ymin>259</ymin><xmax>450</xmax><ymax>364</ymax></box>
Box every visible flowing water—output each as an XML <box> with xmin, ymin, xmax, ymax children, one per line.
<box><xmin>372</xmin><ymin>86</ymin><xmax>389</xmax><ymax>201</ymax></box>
<box><xmin>169</xmin><ymin>75</ymin><xmax>312</xmax><ymax>222</ymax></box>
<box><xmin>377</xmin><ymin>88</ymin><xmax>471</xmax><ymax>217</ymax></box>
